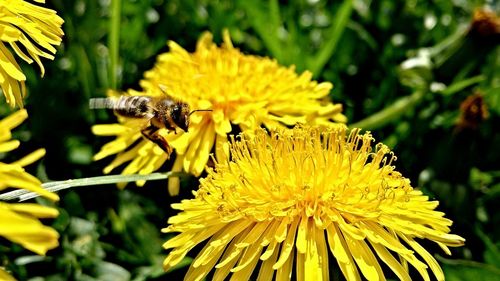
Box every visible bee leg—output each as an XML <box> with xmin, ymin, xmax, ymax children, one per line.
<box><xmin>141</xmin><ymin>125</ymin><xmax>173</xmax><ymax>154</ymax></box>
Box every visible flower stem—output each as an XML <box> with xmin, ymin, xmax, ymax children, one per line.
<box><xmin>349</xmin><ymin>90</ymin><xmax>425</xmax><ymax>130</ymax></box>
<box><xmin>108</xmin><ymin>0</ymin><xmax>121</xmax><ymax>89</ymax></box>
<box><xmin>309</xmin><ymin>0</ymin><xmax>353</xmax><ymax>77</ymax></box>
<box><xmin>0</xmin><ymin>172</ymin><xmax>182</xmax><ymax>202</ymax></box>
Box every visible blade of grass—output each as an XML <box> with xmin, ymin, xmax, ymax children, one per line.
<box><xmin>75</xmin><ymin>45</ymin><xmax>94</xmax><ymax>100</ymax></box>
<box><xmin>108</xmin><ymin>0</ymin><xmax>121</xmax><ymax>89</ymax></box>
<box><xmin>428</xmin><ymin>24</ymin><xmax>468</xmax><ymax>67</ymax></box>
<box><xmin>237</xmin><ymin>0</ymin><xmax>283</xmax><ymax>62</ymax></box>
<box><xmin>346</xmin><ymin>20</ymin><xmax>378</xmax><ymax>50</ymax></box>
<box><xmin>283</xmin><ymin>17</ymin><xmax>303</xmax><ymax>69</ymax></box>
<box><xmin>436</xmin><ymin>256</ymin><xmax>500</xmax><ymax>275</ymax></box>
<box><xmin>440</xmin><ymin>75</ymin><xmax>485</xmax><ymax>96</ymax></box>
<box><xmin>308</xmin><ymin>0</ymin><xmax>353</xmax><ymax>77</ymax></box>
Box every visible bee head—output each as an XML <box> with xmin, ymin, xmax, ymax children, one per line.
<box><xmin>171</xmin><ymin>102</ymin><xmax>190</xmax><ymax>132</ymax></box>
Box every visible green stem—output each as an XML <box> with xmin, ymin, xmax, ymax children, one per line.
<box><xmin>269</xmin><ymin>0</ymin><xmax>282</xmax><ymax>61</ymax></box>
<box><xmin>0</xmin><ymin>172</ymin><xmax>182</xmax><ymax>202</ymax></box>
<box><xmin>349</xmin><ymin>90</ymin><xmax>425</xmax><ymax>130</ymax></box>
<box><xmin>108</xmin><ymin>0</ymin><xmax>121</xmax><ymax>89</ymax></box>
<box><xmin>309</xmin><ymin>0</ymin><xmax>353</xmax><ymax>77</ymax></box>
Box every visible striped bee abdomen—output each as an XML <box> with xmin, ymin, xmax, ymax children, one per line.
<box><xmin>90</xmin><ymin>96</ymin><xmax>153</xmax><ymax>118</ymax></box>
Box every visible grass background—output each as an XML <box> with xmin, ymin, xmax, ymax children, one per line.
<box><xmin>1</xmin><ymin>0</ymin><xmax>499</xmax><ymax>280</ymax></box>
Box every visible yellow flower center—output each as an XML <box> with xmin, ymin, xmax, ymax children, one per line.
<box><xmin>198</xmin><ymin>126</ymin><xmax>410</xmax><ymax>225</ymax></box>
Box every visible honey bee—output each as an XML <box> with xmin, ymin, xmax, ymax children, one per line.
<box><xmin>90</xmin><ymin>92</ymin><xmax>210</xmax><ymax>154</ymax></box>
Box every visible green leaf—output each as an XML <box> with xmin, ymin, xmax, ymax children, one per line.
<box><xmin>469</xmin><ymin>167</ymin><xmax>493</xmax><ymax>189</ymax></box>
<box><xmin>488</xmin><ymin>183</ymin><xmax>500</xmax><ymax>199</ymax></box>
<box><xmin>484</xmin><ymin>87</ymin><xmax>500</xmax><ymax>115</ymax></box>
<box><xmin>476</xmin><ymin>228</ymin><xmax>500</xmax><ymax>266</ymax></box>
<box><xmin>133</xmin><ymin>256</ymin><xmax>166</xmax><ymax>281</ymax></box>
<box><xmin>442</xmin><ymin>261</ymin><xmax>500</xmax><ymax>281</ymax></box>
<box><xmin>95</xmin><ymin>262</ymin><xmax>131</xmax><ymax>281</ymax></box>
<box><xmin>14</xmin><ymin>255</ymin><xmax>48</xmax><ymax>266</ymax></box>
<box><xmin>237</xmin><ymin>0</ymin><xmax>283</xmax><ymax>62</ymax></box>
<box><xmin>69</xmin><ymin>217</ymin><xmax>97</xmax><ymax>236</ymax></box>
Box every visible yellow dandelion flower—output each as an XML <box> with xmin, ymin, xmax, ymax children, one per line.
<box><xmin>162</xmin><ymin>126</ymin><xmax>464</xmax><ymax>281</ymax></box>
<box><xmin>0</xmin><ymin>109</ymin><xmax>59</xmax><ymax>279</ymax></box>
<box><xmin>0</xmin><ymin>0</ymin><xmax>64</xmax><ymax>108</ymax></box>
<box><xmin>0</xmin><ymin>110</ymin><xmax>58</xmax><ymax>201</ymax></box>
<box><xmin>0</xmin><ymin>202</ymin><xmax>59</xmax><ymax>255</ymax></box>
<box><xmin>93</xmin><ymin>31</ymin><xmax>346</xmax><ymax>195</ymax></box>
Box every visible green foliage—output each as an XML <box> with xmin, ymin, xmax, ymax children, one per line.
<box><xmin>1</xmin><ymin>0</ymin><xmax>499</xmax><ymax>280</ymax></box>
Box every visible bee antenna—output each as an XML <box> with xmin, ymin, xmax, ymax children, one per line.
<box><xmin>189</xmin><ymin>109</ymin><xmax>213</xmax><ymax>116</ymax></box>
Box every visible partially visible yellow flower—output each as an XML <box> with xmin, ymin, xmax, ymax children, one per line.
<box><xmin>0</xmin><ymin>110</ymin><xmax>57</xmax><ymax>200</ymax></box>
<box><xmin>162</xmin><ymin>126</ymin><xmax>464</xmax><ymax>281</ymax></box>
<box><xmin>0</xmin><ymin>110</ymin><xmax>59</xmax><ymax>279</ymax></box>
<box><xmin>93</xmin><ymin>31</ymin><xmax>346</xmax><ymax>195</ymax></box>
<box><xmin>0</xmin><ymin>202</ymin><xmax>59</xmax><ymax>254</ymax></box>
<box><xmin>0</xmin><ymin>268</ymin><xmax>16</xmax><ymax>281</ymax></box>
<box><xmin>0</xmin><ymin>0</ymin><xmax>64</xmax><ymax>108</ymax></box>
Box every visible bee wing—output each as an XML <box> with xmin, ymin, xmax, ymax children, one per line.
<box><xmin>158</xmin><ymin>84</ymin><xmax>169</xmax><ymax>94</ymax></box>
<box><xmin>158</xmin><ymin>84</ymin><xmax>179</xmax><ymax>100</ymax></box>
<box><xmin>89</xmin><ymin>97</ymin><xmax>120</xmax><ymax>109</ymax></box>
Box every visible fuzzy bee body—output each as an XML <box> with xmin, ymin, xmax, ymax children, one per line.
<box><xmin>90</xmin><ymin>95</ymin><xmax>191</xmax><ymax>154</ymax></box>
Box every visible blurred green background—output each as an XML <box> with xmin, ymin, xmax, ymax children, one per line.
<box><xmin>1</xmin><ymin>0</ymin><xmax>499</xmax><ymax>280</ymax></box>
